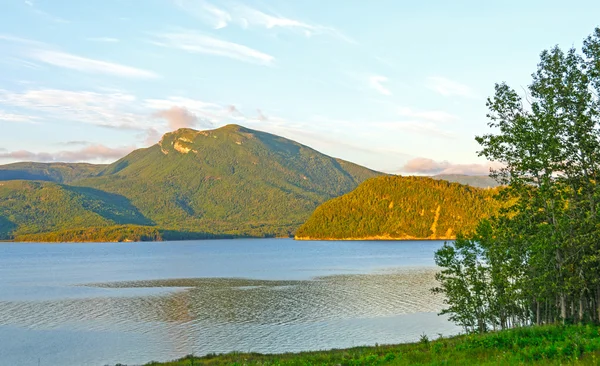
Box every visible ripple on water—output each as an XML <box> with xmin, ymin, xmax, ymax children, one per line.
<box><xmin>0</xmin><ymin>268</ymin><xmax>445</xmax><ymax>329</ymax></box>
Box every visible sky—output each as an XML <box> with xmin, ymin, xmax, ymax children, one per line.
<box><xmin>1</xmin><ymin>0</ymin><xmax>599</xmax><ymax>174</ymax></box>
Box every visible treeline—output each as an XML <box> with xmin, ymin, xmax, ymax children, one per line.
<box><xmin>15</xmin><ymin>225</ymin><xmax>162</xmax><ymax>242</ymax></box>
<box><xmin>295</xmin><ymin>176</ymin><xmax>499</xmax><ymax>239</ymax></box>
<box><xmin>434</xmin><ymin>28</ymin><xmax>600</xmax><ymax>333</ymax></box>
<box><xmin>0</xmin><ymin>180</ymin><xmax>151</xmax><ymax>240</ymax></box>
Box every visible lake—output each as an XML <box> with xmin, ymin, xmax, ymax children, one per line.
<box><xmin>0</xmin><ymin>239</ymin><xmax>458</xmax><ymax>366</ymax></box>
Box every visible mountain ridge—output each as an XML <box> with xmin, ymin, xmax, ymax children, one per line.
<box><xmin>0</xmin><ymin>124</ymin><xmax>383</xmax><ymax>241</ymax></box>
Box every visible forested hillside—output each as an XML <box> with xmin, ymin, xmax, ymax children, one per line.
<box><xmin>0</xmin><ymin>162</ymin><xmax>104</xmax><ymax>183</ymax></box>
<box><xmin>295</xmin><ymin>176</ymin><xmax>499</xmax><ymax>240</ymax></box>
<box><xmin>0</xmin><ymin>125</ymin><xmax>383</xmax><ymax>241</ymax></box>
<box><xmin>0</xmin><ymin>180</ymin><xmax>151</xmax><ymax>240</ymax></box>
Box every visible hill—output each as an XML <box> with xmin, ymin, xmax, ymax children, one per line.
<box><xmin>432</xmin><ymin>174</ymin><xmax>500</xmax><ymax>188</ymax></box>
<box><xmin>295</xmin><ymin>176</ymin><xmax>498</xmax><ymax>240</ymax></box>
<box><xmin>0</xmin><ymin>180</ymin><xmax>154</xmax><ymax>241</ymax></box>
<box><xmin>74</xmin><ymin>125</ymin><xmax>382</xmax><ymax>238</ymax></box>
<box><xmin>0</xmin><ymin>125</ymin><xmax>382</xmax><ymax>240</ymax></box>
<box><xmin>0</xmin><ymin>162</ymin><xmax>105</xmax><ymax>183</ymax></box>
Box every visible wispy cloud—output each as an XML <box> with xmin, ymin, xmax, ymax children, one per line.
<box><xmin>0</xmin><ymin>88</ymin><xmax>145</xmax><ymax>129</ymax></box>
<box><xmin>0</xmin><ymin>110</ymin><xmax>39</xmax><ymax>123</ymax></box>
<box><xmin>397</xmin><ymin>107</ymin><xmax>458</xmax><ymax>123</ymax></box>
<box><xmin>426</xmin><ymin>76</ymin><xmax>478</xmax><ymax>98</ymax></box>
<box><xmin>174</xmin><ymin>0</ymin><xmax>231</xmax><ymax>29</ymax></box>
<box><xmin>0</xmin><ymin>34</ymin><xmax>47</xmax><ymax>47</ymax></box>
<box><xmin>150</xmin><ymin>30</ymin><xmax>274</xmax><ymax>66</ymax></box>
<box><xmin>233</xmin><ymin>5</ymin><xmax>353</xmax><ymax>42</ymax></box>
<box><xmin>29</xmin><ymin>49</ymin><xmax>158</xmax><ymax>79</ymax></box>
<box><xmin>62</xmin><ymin>140</ymin><xmax>91</xmax><ymax>146</ymax></box>
<box><xmin>0</xmin><ymin>144</ymin><xmax>135</xmax><ymax>163</ymax></box>
<box><xmin>174</xmin><ymin>2</ymin><xmax>353</xmax><ymax>42</ymax></box>
<box><xmin>0</xmin><ymin>34</ymin><xmax>158</xmax><ymax>78</ymax></box>
<box><xmin>86</xmin><ymin>37</ymin><xmax>120</xmax><ymax>43</ymax></box>
<box><xmin>24</xmin><ymin>0</ymin><xmax>69</xmax><ymax>24</ymax></box>
<box><xmin>401</xmin><ymin>157</ymin><xmax>500</xmax><ymax>175</ymax></box>
<box><xmin>369</xmin><ymin>75</ymin><xmax>391</xmax><ymax>96</ymax></box>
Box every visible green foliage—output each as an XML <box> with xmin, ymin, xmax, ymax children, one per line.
<box><xmin>296</xmin><ymin>176</ymin><xmax>499</xmax><ymax>239</ymax></box>
<box><xmin>0</xmin><ymin>125</ymin><xmax>382</xmax><ymax>240</ymax></box>
<box><xmin>72</xmin><ymin>125</ymin><xmax>382</xmax><ymax>238</ymax></box>
<box><xmin>435</xmin><ymin>27</ymin><xmax>600</xmax><ymax>331</ymax></box>
<box><xmin>0</xmin><ymin>162</ymin><xmax>104</xmax><ymax>183</ymax></box>
<box><xmin>0</xmin><ymin>180</ymin><xmax>150</xmax><ymax>240</ymax></box>
<box><xmin>15</xmin><ymin>225</ymin><xmax>162</xmax><ymax>242</ymax></box>
<box><xmin>130</xmin><ymin>324</ymin><xmax>600</xmax><ymax>365</ymax></box>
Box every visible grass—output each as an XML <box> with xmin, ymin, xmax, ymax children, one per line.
<box><xmin>126</xmin><ymin>324</ymin><xmax>600</xmax><ymax>365</ymax></box>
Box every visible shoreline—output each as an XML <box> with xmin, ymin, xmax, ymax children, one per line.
<box><xmin>1</xmin><ymin>236</ymin><xmax>455</xmax><ymax>243</ymax></box>
<box><xmin>294</xmin><ymin>236</ymin><xmax>456</xmax><ymax>241</ymax></box>
<box><xmin>124</xmin><ymin>324</ymin><xmax>600</xmax><ymax>365</ymax></box>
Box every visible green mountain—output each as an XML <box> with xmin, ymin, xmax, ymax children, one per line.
<box><xmin>0</xmin><ymin>125</ymin><xmax>382</xmax><ymax>241</ymax></box>
<box><xmin>432</xmin><ymin>174</ymin><xmax>500</xmax><ymax>188</ymax></box>
<box><xmin>295</xmin><ymin>176</ymin><xmax>499</xmax><ymax>240</ymax></box>
<box><xmin>0</xmin><ymin>180</ymin><xmax>156</xmax><ymax>241</ymax></box>
<box><xmin>0</xmin><ymin>162</ymin><xmax>105</xmax><ymax>183</ymax></box>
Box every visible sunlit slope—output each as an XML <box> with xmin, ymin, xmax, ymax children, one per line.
<box><xmin>76</xmin><ymin>124</ymin><xmax>383</xmax><ymax>237</ymax></box>
<box><xmin>296</xmin><ymin>176</ymin><xmax>498</xmax><ymax>240</ymax></box>
<box><xmin>0</xmin><ymin>180</ymin><xmax>152</xmax><ymax>240</ymax></box>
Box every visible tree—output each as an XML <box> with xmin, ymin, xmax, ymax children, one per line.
<box><xmin>435</xmin><ymin>27</ymin><xmax>600</xmax><ymax>330</ymax></box>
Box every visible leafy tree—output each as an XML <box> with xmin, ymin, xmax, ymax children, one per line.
<box><xmin>435</xmin><ymin>27</ymin><xmax>600</xmax><ymax>330</ymax></box>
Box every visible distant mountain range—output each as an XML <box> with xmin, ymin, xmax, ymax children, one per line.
<box><xmin>0</xmin><ymin>125</ymin><xmax>501</xmax><ymax>242</ymax></box>
<box><xmin>0</xmin><ymin>125</ymin><xmax>382</xmax><ymax>241</ymax></box>
<box><xmin>431</xmin><ymin>174</ymin><xmax>500</xmax><ymax>188</ymax></box>
<box><xmin>295</xmin><ymin>176</ymin><xmax>499</xmax><ymax>240</ymax></box>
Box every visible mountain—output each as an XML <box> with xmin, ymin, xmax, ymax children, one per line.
<box><xmin>0</xmin><ymin>180</ymin><xmax>156</xmax><ymax>241</ymax></box>
<box><xmin>0</xmin><ymin>125</ymin><xmax>383</xmax><ymax>241</ymax></box>
<box><xmin>432</xmin><ymin>174</ymin><xmax>500</xmax><ymax>188</ymax></box>
<box><xmin>0</xmin><ymin>162</ymin><xmax>105</xmax><ymax>183</ymax></box>
<box><xmin>295</xmin><ymin>176</ymin><xmax>499</xmax><ymax>240</ymax></box>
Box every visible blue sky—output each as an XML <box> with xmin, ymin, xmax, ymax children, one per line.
<box><xmin>1</xmin><ymin>0</ymin><xmax>599</xmax><ymax>174</ymax></box>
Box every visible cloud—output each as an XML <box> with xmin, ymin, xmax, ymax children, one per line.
<box><xmin>150</xmin><ymin>30</ymin><xmax>274</xmax><ymax>66</ymax></box>
<box><xmin>24</xmin><ymin>0</ymin><xmax>69</xmax><ymax>24</ymax></box>
<box><xmin>153</xmin><ymin>106</ymin><xmax>199</xmax><ymax>130</ymax></box>
<box><xmin>233</xmin><ymin>5</ymin><xmax>353</xmax><ymax>42</ymax></box>
<box><xmin>174</xmin><ymin>0</ymin><xmax>232</xmax><ymax>29</ymax></box>
<box><xmin>29</xmin><ymin>49</ymin><xmax>158</xmax><ymax>79</ymax></box>
<box><xmin>150</xmin><ymin>31</ymin><xmax>274</xmax><ymax>65</ymax></box>
<box><xmin>62</xmin><ymin>140</ymin><xmax>90</xmax><ymax>146</ymax></box>
<box><xmin>174</xmin><ymin>2</ymin><xmax>352</xmax><ymax>42</ymax></box>
<box><xmin>426</xmin><ymin>76</ymin><xmax>478</xmax><ymax>98</ymax></box>
<box><xmin>0</xmin><ymin>34</ymin><xmax>157</xmax><ymax>78</ymax></box>
<box><xmin>142</xmin><ymin>128</ymin><xmax>162</xmax><ymax>146</ymax></box>
<box><xmin>86</xmin><ymin>37</ymin><xmax>120</xmax><ymax>43</ymax></box>
<box><xmin>0</xmin><ymin>110</ymin><xmax>38</xmax><ymax>123</ymax></box>
<box><xmin>145</xmin><ymin>96</ymin><xmax>223</xmax><ymax>127</ymax></box>
<box><xmin>0</xmin><ymin>34</ymin><xmax>47</xmax><ymax>47</ymax></box>
<box><xmin>0</xmin><ymin>88</ymin><xmax>148</xmax><ymax>129</ymax></box>
<box><xmin>0</xmin><ymin>144</ymin><xmax>135</xmax><ymax>163</ymax></box>
<box><xmin>369</xmin><ymin>76</ymin><xmax>391</xmax><ymax>96</ymax></box>
<box><xmin>397</xmin><ymin>107</ymin><xmax>458</xmax><ymax>123</ymax></box>
<box><xmin>401</xmin><ymin>157</ymin><xmax>500</xmax><ymax>175</ymax></box>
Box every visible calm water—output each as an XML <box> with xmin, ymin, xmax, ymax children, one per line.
<box><xmin>0</xmin><ymin>239</ymin><xmax>458</xmax><ymax>366</ymax></box>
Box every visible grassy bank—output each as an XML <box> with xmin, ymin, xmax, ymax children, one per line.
<box><xmin>132</xmin><ymin>324</ymin><xmax>600</xmax><ymax>365</ymax></box>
